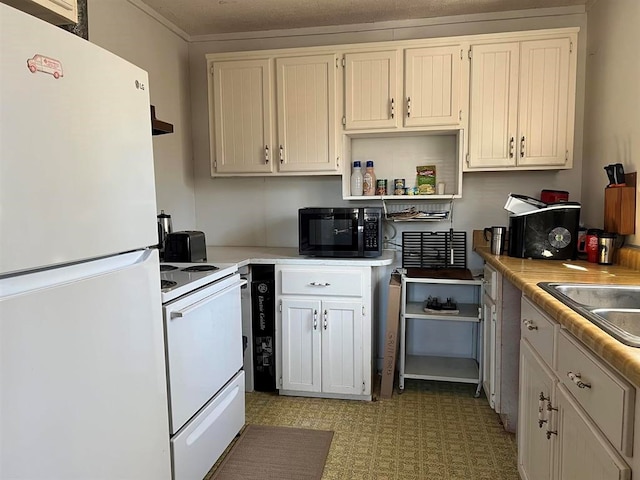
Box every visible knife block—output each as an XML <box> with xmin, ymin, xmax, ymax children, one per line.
<box><xmin>604</xmin><ymin>172</ymin><xmax>636</xmax><ymax>235</ymax></box>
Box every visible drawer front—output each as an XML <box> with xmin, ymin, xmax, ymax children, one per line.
<box><xmin>556</xmin><ymin>330</ymin><xmax>635</xmax><ymax>455</ymax></box>
<box><xmin>279</xmin><ymin>267</ymin><xmax>364</xmax><ymax>297</ymax></box>
<box><xmin>483</xmin><ymin>264</ymin><xmax>497</xmax><ymax>300</ymax></box>
<box><xmin>520</xmin><ymin>296</ymin><xmax>556</xmax><ymax>368</ymax></box>
<box><xmin>172</xmin><ymin>371</ymin><xmax>245</xmax><ymax>480</ymax></box>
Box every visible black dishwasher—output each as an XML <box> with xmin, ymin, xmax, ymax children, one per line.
<box><xmin>251</xmin><ymin>265</ymin><xmax>276</xmax><ymax>391</ymax></box>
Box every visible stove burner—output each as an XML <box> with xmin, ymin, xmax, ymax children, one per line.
<box><xmin>161</xmin><ymin>279</ymin><xmax>177</xmax><ymax>289</ymax></box>
<box><xmin>160</xmin><ymin>264</ymin><xmax>179</xmax><ymax>272</ymax></box>
<box><xmin>181</xmin><ymin>265</ymin><xmax>219</xmax><ymax>272</ymax></box>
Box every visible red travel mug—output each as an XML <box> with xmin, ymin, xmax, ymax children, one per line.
<box><xmin>586</xmin><ymin>228</ymin><xmax>603</xmax><ymax>263</ymax></box>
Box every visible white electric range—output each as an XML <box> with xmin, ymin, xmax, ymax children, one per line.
<box><xmin>160</xmin><ymin>262</ymin><xmax>238</xmax><ymax>303</ymax></box>
<box><xmin>159</xmin><ymin>261</ymin><xmax>245</xmax><ymax>480</ymax></box>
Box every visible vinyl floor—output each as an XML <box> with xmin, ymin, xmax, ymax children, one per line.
<box><xmin>207</xmin><ymin>379</ymin><xmax>518</xmax><ymax>480</ymax></box>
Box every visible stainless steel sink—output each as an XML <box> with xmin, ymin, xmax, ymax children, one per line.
<box><xmin>538</xmin><ymin>282</ymin><xmax>640</xmax><ymax>347</ymax></box>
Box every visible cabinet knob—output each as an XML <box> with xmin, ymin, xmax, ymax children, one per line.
<box><xmin>523</xmin><ymin>319</ymin><xmax>538</xmax><ymax>331</ymax></box>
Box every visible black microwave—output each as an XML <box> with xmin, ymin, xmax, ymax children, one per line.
<box><xmin>298</xmin><ymin>207</ymin><xmax>383</xmax><ymax>258</ymax></box>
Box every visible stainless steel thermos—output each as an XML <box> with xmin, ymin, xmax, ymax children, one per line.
<box><xmin>597</xmin><ymin>231</ymin><xmax>618</xmax><ymax>265</ymax></box>
<box><xmin>157</xmin><ymin>210</ymin><xmax>172</xmax><ymax>256</ymax></box>
<box><xmin>484</xmin><ymin>226</ymin><xmax>507</xmax><ymax>255</ymax></box>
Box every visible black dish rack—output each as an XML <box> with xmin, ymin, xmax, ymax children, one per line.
<box><xmin>402</xmin><ymin>230</ymin><xmax>467</xmax><ymax>269</ymax></box>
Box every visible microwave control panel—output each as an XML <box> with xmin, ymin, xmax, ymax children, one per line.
<box><xmin>363</xmin><ymin>214</ymin><xmax>380</xmax><ymax>251</ymax></box>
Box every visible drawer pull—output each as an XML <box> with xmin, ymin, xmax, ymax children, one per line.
<box><xmin>546</xmin><ymin>429</ymin><xmax>557</xmax><ymax>440</ymax></box>
<box><xmin>324</xmin><ymin>310</ymin><xmax>328</xmax><ymax>330</ymax></box>
<box><xmin>313</xmin><ymin>310</ymin><xmax>318</xmax><ymax>330</ymax></box>
<box><xmin>567</xmin><ymin>371</ymin><xmax>591</xmax><ymax>389</ymax></box>
<box><xmin>523</xmin><ymin>319</ymin><xmax>538</xmax><ymax>331</ymax></box>
<box><xmin>309</xmin><ymin>282</ymin><xmax>331</xmax><ymax>287</ymax></box>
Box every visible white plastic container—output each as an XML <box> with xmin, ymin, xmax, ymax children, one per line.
<box><xmin>350</xmin><ymin>161</ymin><xmax>363</xmax><ymax>196</ymax></box>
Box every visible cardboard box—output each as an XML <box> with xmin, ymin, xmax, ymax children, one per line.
<box><xmin>380</xmin><ymin>273</ymin><xmax>402</xmax><ymax>399</ymax></box>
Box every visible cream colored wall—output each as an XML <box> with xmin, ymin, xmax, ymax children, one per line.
<box><xmin>87</xmin><ymin>0</ymin><xmax>196</xmax><ymax>231</ymax></box>
<box><xmin>583</xmin><ymin>0</ymin><xmax>640</xmax><ymax>245</ymax></box>
<box><xmin>188</xmin><ymin>10</ymin><xmax>587</xmax><ymax>269</ymax></box>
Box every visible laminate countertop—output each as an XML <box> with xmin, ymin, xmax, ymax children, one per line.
<box><xmin>474</xmin><ymin>245</ymin><xmax>640</xmax><ymax>387</ymax></box>
<box><xmin>205</xmin><ymin>246</ymin><xmax>395</xmax><ymax>267</ymax></box>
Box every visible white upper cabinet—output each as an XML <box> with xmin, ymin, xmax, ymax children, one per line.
<box><xmin>208</xmin><ymin>54</ymin><xmax>339</xmax><ymax>176</ymax></box>
<box><xmin>276</xmin><ymin>54</ymin><xmax>338</xmax><ymax>172</ymax></box>
<box><xmin>343</xmin><ymin>45</ymin><xmax>464</xmax><ymax>131</ymax></box>
<box><xmin>5</xmin><ymin>0</ymin><xmax>77</xmax><ymax>25</ymax></box>
<box><xmin>344</xmin><ymin>50</ymin><xmax>400</xmax><ymax>130</ymax></box>
<box><xmin>404</xmin><ymin>45</ymin><xmax>463</xmax><ymax>127</ymax></box>
<box><xmin>467</xmin><ymin>34</ymin><xmax>577</xmax><ymax>171</ymax></box>
<box><xmin>211</xmin><ymin>59</ymin><xmax>274</xmax><ymax>174</ymax></box>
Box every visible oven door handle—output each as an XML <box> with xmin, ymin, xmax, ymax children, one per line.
<box><xmin>170</xmin><ymin>279</ymin><xmax>246</xmax><ymax>318</ymax></box>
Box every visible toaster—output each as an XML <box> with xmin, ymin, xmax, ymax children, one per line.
<box><xmin>163</xmin><ymin>231</ymin><xmax>207</xmax><ymax>262</ymax></box>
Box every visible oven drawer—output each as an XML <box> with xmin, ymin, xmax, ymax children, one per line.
<box><xmin>279</xmin><ymin>266</ymin><xmax>365</xmax><ymax>297</ymax></box>
<box><xmin>164</xmin><ymin>274</ymin><xmax>244</xmax><ymax>433</ymax></box>
<box><xmin>171</xmin><ymin>371</ymin><xmax>245</xmax><ymax>480</ymax></box>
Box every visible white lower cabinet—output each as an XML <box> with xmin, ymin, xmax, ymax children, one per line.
<box><xmin>555</xmin><ymin>384</ymin><xmax>631</xmax><ymax>480</ymax></box>
<box><xmin>518</xmin><ymin>339</ymin><xmax>555</xmax><ymax>480</ymax></box>
<box><xmin>482</xmin><ymin>264</ymin><xmax>520</xmax><ymax>431</ymax></box>
<box><xmin>518</xmin><ymin>296</ymin><xmax>633</xmax><ymax>480</ymax></box>
<box><xmin>276</xmin><ymin>265</ymin><xmax>372</xmax><ymax>400</ymax></box>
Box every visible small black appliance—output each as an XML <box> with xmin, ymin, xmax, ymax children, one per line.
<box><xmin>298</xmin><ymin>207</ymin><xmax>383</xmax><ymax>258</ymax></box>
<box><xmin>508</xmin><ymin>203</ymin><xmax>581</xmax><ymax>260</ymax></box>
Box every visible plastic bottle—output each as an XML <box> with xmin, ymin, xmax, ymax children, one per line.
<box><xmin>363</xmin><ymin>160</ymin><xmax>376</xmax><ymax>196</ymax></box>
<box><xmin>350</xmin><ymin>161</ymin><xmax>363</xmax><ymax>196</ymax></box>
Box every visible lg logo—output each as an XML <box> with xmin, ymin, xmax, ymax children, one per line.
<box><xmin>135</xmin><ymin>79</ymin><xmax>145</xmax><ymax>91</ymax></box>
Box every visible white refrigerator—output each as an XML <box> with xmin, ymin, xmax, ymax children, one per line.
<box><xmin>0</xmin><ymin>4</ymin><xmax>171</xmax><ymax>479</ymax></box>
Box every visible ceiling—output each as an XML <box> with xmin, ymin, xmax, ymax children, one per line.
<box><xmin>137</xmin><ymin>0</ymin><xmax>589</xmax><ymax>37</ymax></box>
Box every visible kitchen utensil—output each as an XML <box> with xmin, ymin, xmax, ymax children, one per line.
<box><xmin>597</xmin><ymin>231</ymin><xmax>618</xmax><ymax>265</ymax></box>
<box><xmin>615</xmin><ymin>163</ymin><xmax>626</xmax><ymax>185</ymax></box>
<box><xmin>484</xmin><ymin>226</ymin><xmax>507</xmax><ymax>255</ymax></box>
<box><xmin>157</xmin><ymin>210</ymin><xmax>172</xmax><ymax>253</ymax></box>
<box><xmin>604</xmin><ymin>163</ymin><xmax>627</xmax><ymax>186</ymax></box>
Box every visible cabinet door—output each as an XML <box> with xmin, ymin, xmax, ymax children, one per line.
<box><xmin>344</xmin><ymin>50</ymin><xmax>399</xmax><ymax>129</ymax></box>
<box><xmin>517</xmin><ymin>38</ymin><xmax>572</xmax><ymax>167</ymax></box>
<box><xmin>404</xmin><ymin>46</ymin><xmax>462</xmax><ymax>127</ymax></box>
<box><xmin>276</xmin><ymin>54</ymin><xmax>338</xmax><ymax>172</ymax></box>
<box><xmin>321</xmin><ymin>300</ymin><xmax>364</xmax><ymax>395</ymax></box>
<box><xmin>468</xmin><ymin>43</ymin><xmax>519</xmax><ymax>169</ymax></box>
<box><xmin>211</xmin><ymin>59</ymin><xmax>273</xmax><ymax>174</ymax></box>
<box><xmin>281</xmin><ymin>298</ymin><xmax>322</xmax><ymax>393</ymax></box>
<box><xmin>8</xmin><ymin>0</ymin><xmax>78</xmax><ymax>24</ymax></box>
<box><xmin>482</xmin><ymin>295</ymin><xmax>496</xmax><ymax>409</ymax></box>
<box><xmin>555</xmin><ymin>385</ymin><xmax>630</xmax><ymax>480</ymax></box>
<box><xmin>519</xmin><ymin>340</ymin><xmax>555</xmax><ymax>480</ymax></box>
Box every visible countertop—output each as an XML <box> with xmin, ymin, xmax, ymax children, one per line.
<box><xmin>474</xmin><ymin>245</ymin><xmax>640</xmax><ymax>387</ymax></box>
<box><xmin>205</xmin><ymin>246</ymin><xmax>396</xmax><ymax>267</ymax></box>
